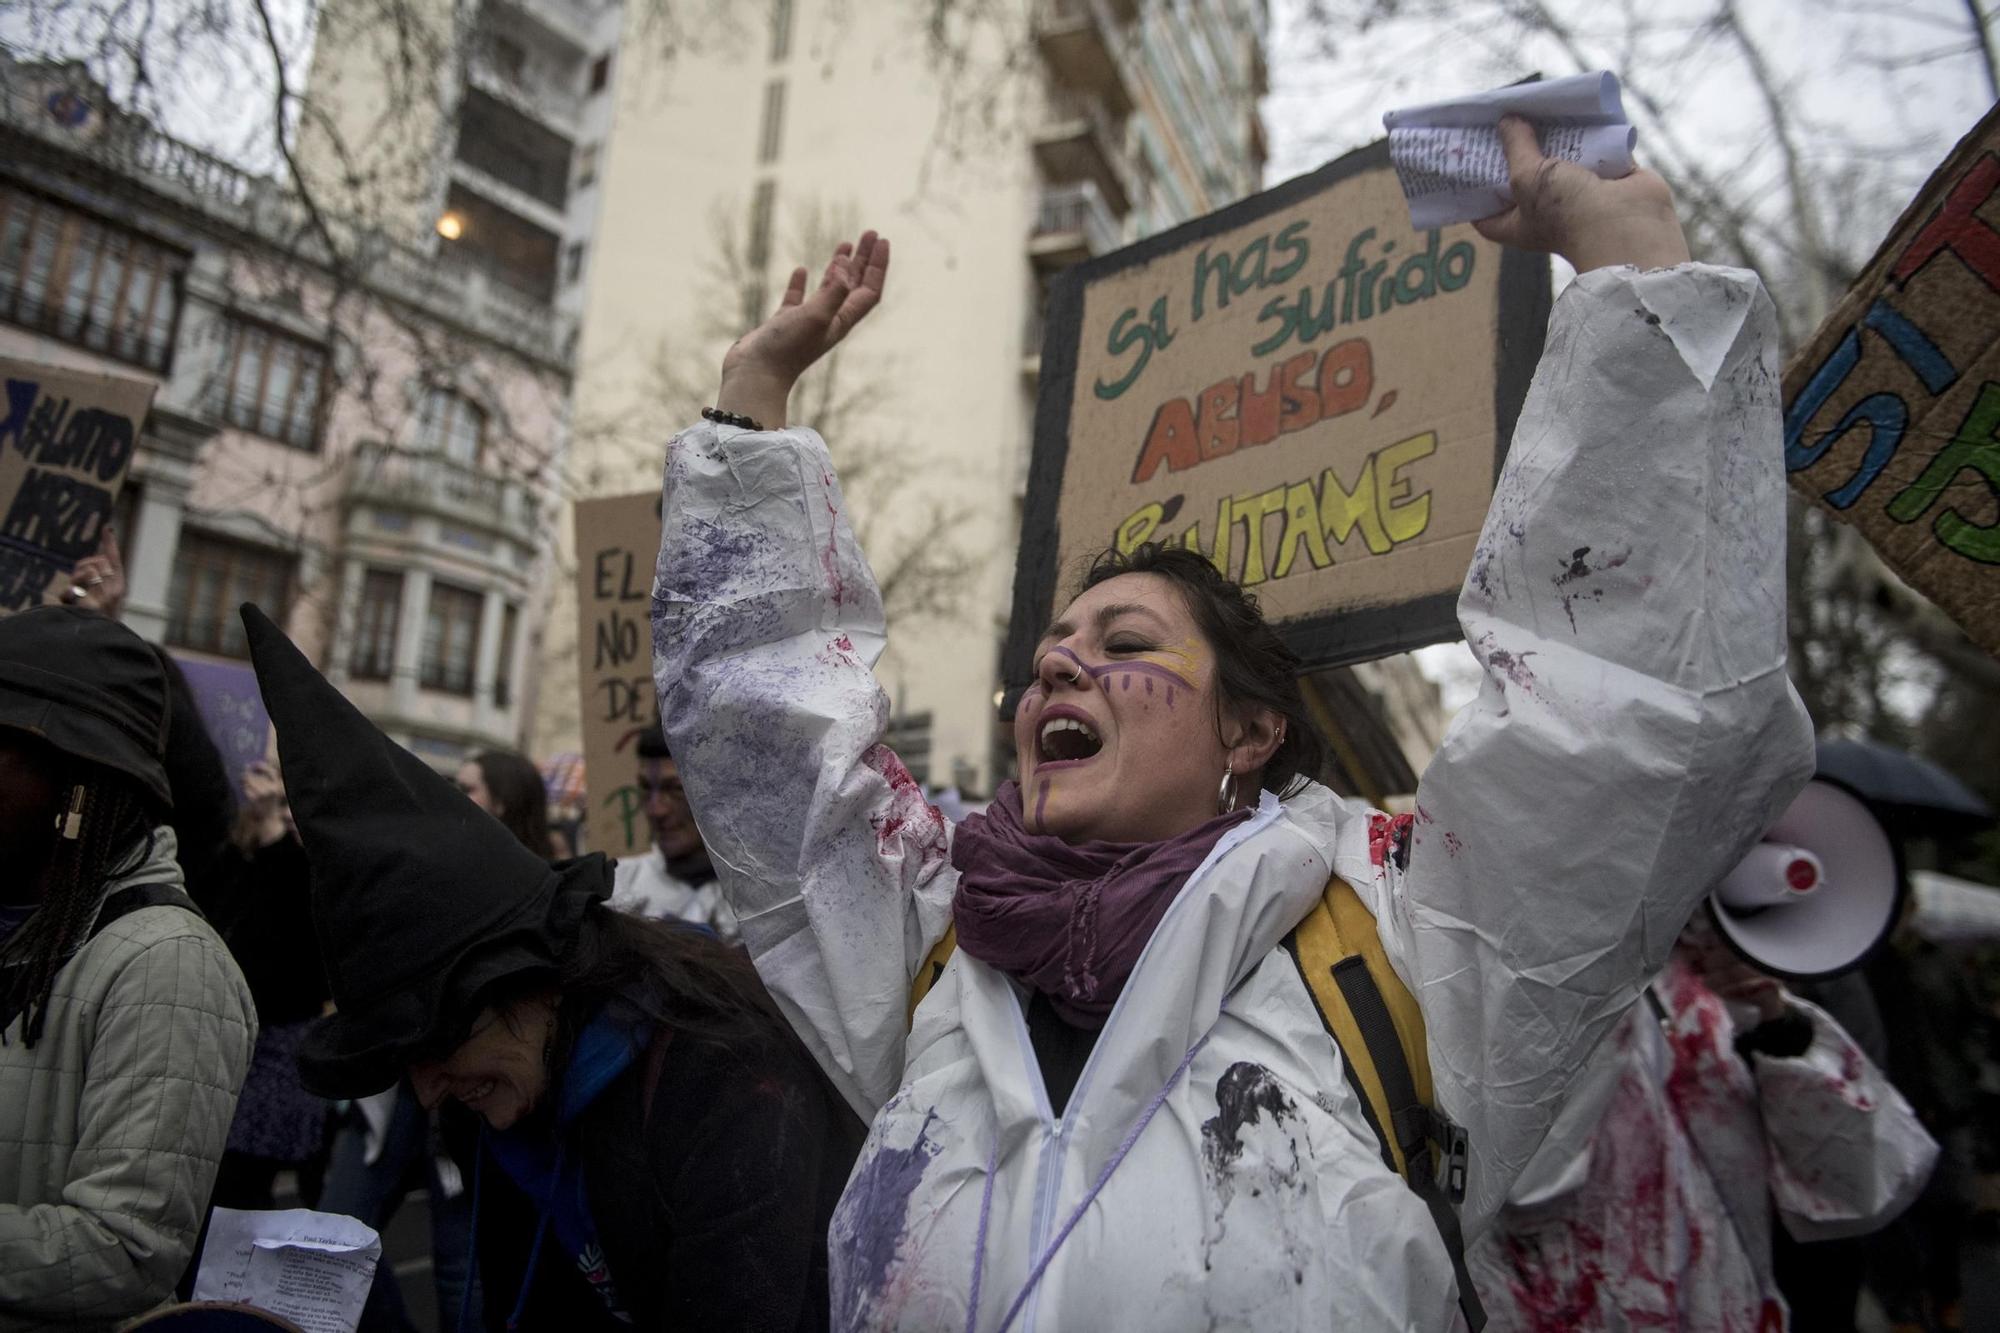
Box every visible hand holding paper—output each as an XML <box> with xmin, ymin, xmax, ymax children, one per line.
<box><xmin>1474</xmin><ymin>116</ymin><xmax>1689</xmax><ymax>274</ymax></box>
<box><xmin>1384</xmin><ymin>72</ymin><xmax>1638</xmax><ymax>229</ymax></box>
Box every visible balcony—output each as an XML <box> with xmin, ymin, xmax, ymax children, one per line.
<box><xmin>455</xmin><ymin>87</ymin><xmax>575</xmax><ymax>211</ymax></box>
<box><xmin>490</xmin><ymin>0</ymin><xmax>600</xmax><ymax>54</ymax></box>
<box><xmin>0</xmin><ymin>69</ymin><xmax>571</xmax><ymax>369</ymax></box>
<box><xmin>465</xmin><ymin>45</ymin><xmax>585</xmax><ymax>141</ymax></box>
<box><xmin>1030</xmin><ymin>181</ymin><xmax>1121</xmax><ymax>272</ymax></box>
<box><xmin>1035</xmin><ymin>0</ymin><xmax>1132</xmax><ymax>117</ymax></box>
<box><xmin>1032</xmin><ymin>90</ymin><xmax>1130</xmax><ymax>215</ymax></box>
<box><xmin>343</xmin><ymin>441</ymin><xmax>539</xmax><ymax>539</ymax></box>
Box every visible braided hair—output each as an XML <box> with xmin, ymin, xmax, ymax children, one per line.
<box><xmin>0</xmin><ymin>761</ymin><xmax>155</xmax><ymax>1046</ymax></box>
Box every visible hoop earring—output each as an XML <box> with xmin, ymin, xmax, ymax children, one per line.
<box><xmin>1216</xmin><ymin>767</ymin><xmax>1239</xmax><ymax>816</ymax></box>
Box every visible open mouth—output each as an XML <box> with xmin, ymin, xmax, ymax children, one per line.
<box><xmin>459</xmin><ymin>1079</ymin><xmax>498</xmax><ymax>1108</ymax></box>
<box><xmin>1038</xmin><ymin>715</ymin><xmax>1104</xmax><ymax>765</ymax></box>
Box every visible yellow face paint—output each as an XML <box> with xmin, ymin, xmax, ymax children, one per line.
<box><xmin>1135</xmin><ymin>638</ymin><xmax>1203</xmax><ymax>689</ymax></box>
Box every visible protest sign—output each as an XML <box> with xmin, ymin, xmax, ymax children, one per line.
<box><xmin>0</xmin><ymin>357</ymin><xmax>155</xmax><ymax>616</ymax></box>
<box><xmin>575</xmin><ymin>491</ymin><xmax>663</xmax><ymax>858</ymax></box>
<box><xmin>1784</xmin><ymin>102</ymin><xmax>2000</xmax><ymax>658</ymax></box>
<box><xmin>1004</xmin><ymin>138</ymin><xmax>1550</xmax><ymax>693</ymax></box>
<box><xmin>174</xmin><ymin>655</ymin><xmax>274</xmax><ymax>796</ymax></box>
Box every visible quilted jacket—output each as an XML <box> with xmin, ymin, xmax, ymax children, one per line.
<box><xmin>0</xmin><ymin>828</ymin><xmax>257</xmax><ymax>1332</ymax></box>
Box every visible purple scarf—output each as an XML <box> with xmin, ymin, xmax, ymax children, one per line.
<box><xmin>950</xmin><ymin>782</ymin><xmax>1252</xmax><ymax>1028</ymax></box>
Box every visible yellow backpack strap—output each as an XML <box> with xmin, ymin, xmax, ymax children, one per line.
<box><xmin>1284</xmin><ymin>889</ymin><xmax>1411</xmax><ymax>1177</ymax></box>
<box><xmin>1287</xmin><ymin>874</ymin><xmax>1486</xmax><ymax>1331</ymax></box>
<box><xmin>907</xmin><ymin>924</ymin><xmax>958</xmax><ymax>1025</ymax></box>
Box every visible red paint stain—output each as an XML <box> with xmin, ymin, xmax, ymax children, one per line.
<box><xmin>1442</xmin><ymin>831</ymin><xmax>1463</xmax><ymax>859</ymax></box>
<box><xmin>819</xmin><ymin>474</ymin><xmax>848</xmax><ymax>607</ymax></box>
<box><xmin>1366</xmin><ymin>812</ymin><xmax>1414</xmax><ymax>869</ymax></box>
<box><xmin>1416</xmin><ymin>804</ymin><xmax>1435</xmax><ymax>825</ymax></box>
<box><xmin>862</xmin><ymin>744</ymin><xmax>948</xmax><ymax>861</ymax></box>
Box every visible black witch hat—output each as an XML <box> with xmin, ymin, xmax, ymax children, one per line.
<box><xmin>239</xmin><ymin>603</ymin><xmax>610</xmax><ymax>1097</ymax></box>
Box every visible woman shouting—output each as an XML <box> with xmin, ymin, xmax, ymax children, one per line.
<box><xmin>650</xmin><ymin>118</ymin><xmax>1815</xmax><ymax>1330</ymax></box>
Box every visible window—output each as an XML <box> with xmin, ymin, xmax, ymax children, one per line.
<box><xmin>757</xmin><ymin>80</ymin><xmax>786</xmax><ymax>164</ymax></box>
<box><xmin>494</xmin><ymin>602</ymin><xmax>520</xmax><ymax>708</ymax></box>
<box><xmin>575</xmin><ymin>143</ymin><xmax>599</xmax><ymax>189</ymax></box>
<box><xmin>770</xmin><ymin>0</ymin><xmax>794</xmax><ymax>62</ymax></box>
<box><xmin>415</xmin><ymin>387</ymin><xmax>485</xmax><ymax>466</ymax></box>
<box><xmin>420</xmin><ymin>582</ymin><xmax>484</xmax><ymax>696</ymax></box>
<box><xmin>165</xmin><ymin>531</ymin><xmax>294</xmax><ymax>659</ymax></box>
<box><xmin>0</xmin><ymin>187</ymin><xmax>184</xmax><ymax>370</ymax></box>
<box><xmin>747</xmin><ymin>180</ymin><xmax>776</xmax><ymax>270</ymax></box>
<box><xmin>589</xmin><ymin>55</ymin><xmax>612</xmax><ymax>93</ymax></box>
<box><xmin>882</xmin><ymin>711</ymin><xmax>934</xmax><ymax>787</ymax></box>
<box><xmin>455</xmin><ymin>89</ymin><xmax>573</xmax><ymax>210</ymax></box>
<box><xmin>349</xmin><ymin>569</ymin><xmax>404</xmax><ymax>681</ymax></box>
<box><xmin>441</xmin><ymin>183</ymin><xmax>561</xmax><ymax>300</ymax></box>
<box><xmin>221</xmin><ymin>318</ymin><xmax>326</xmax><ymax>450</ymax></box>
<box><xmin>564</xmin><ymin>241</ymin><xmax>586</xmax><ymax>285</ymax></box>
<box><xmin>742</xmin><ymin>180</ymin><xmax>777</xmax><ymax>330</ymax></box>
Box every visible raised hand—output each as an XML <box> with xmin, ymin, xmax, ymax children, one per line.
<box><xmin>241</xmin><ymin>760</ymin><xmax>296</xmax><ymax>848</ymax></box>
<box><xmin>716</xmin><ymin>230</ymin><xmax>891</xmax><ymax>429</ymax></box>
<box><xmin>1474</xmin><ymin>116</ymin><xmax>1690</xmax><ymax>275</ymax></box>
<box><xmin>56</xmin><ymin>524</ymin><xmax>127</xmax><ymax>617</ymax></box>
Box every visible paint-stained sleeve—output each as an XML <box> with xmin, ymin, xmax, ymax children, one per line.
<box><xmin>1752</xmin><ymin>998</ymin><xmax>1939</xmax><ymax>1242</ymax></box>
<box><xmin>1358</xmin><ymin>263</ymin><xmax>1817</xmax><ymax>1241</ymax></box>
<box><xmin>651</xmin><ymin>420</ymin><xmax>958</xmax><ymax>1120</ymax></box>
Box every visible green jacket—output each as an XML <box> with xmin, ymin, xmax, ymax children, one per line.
<box><xmin>0</xmin><ymin>829</ymin><xmax>256</xmax><ymax>1331</ymax></box>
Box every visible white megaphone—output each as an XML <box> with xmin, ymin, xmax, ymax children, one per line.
<box><xmin>1706</xmin><ymin>779</ymin><xmax>1905</xmax><ymax>982</ymax></box>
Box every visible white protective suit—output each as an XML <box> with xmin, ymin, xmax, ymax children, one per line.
<box><xmin>1468</xmin><ymin>952</ymin><xmax>1938</xmax><ymax>1331</ymax></box>
<box><xmin>651</xmin><ymin>263</ymin><xmax>1817</xmax><ymax>1330</ymax></box>
<box><xmin>609</xmin><ymin>847</ymin><xmax>737</xmax><ymax>937</ymax></box>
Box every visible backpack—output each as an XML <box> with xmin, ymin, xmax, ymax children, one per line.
<box><xmin>907</xmin><ymin>873</ymin><xmax>1487</xmax><ymax>1331</ymax></box>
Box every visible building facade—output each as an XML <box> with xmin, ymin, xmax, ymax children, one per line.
<box><xmin>523</xmin><ymin>0</ymin><xmax>1274</xmax><ymax>795</ymax></box>
<box><xmin>0</xmin><ymin>49</ymin><xmax>574</xmax><ymax>766</ymax></box>
<box><xmin>278</xmin><ymin>0</ymin><xmax>1445</xmax><ymax>803</ymax></box>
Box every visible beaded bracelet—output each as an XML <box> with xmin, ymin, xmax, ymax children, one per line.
<box><xmin>701</xmin><ymin>406</ymin><xmax>763</xmax><ymax>431</ymax></box>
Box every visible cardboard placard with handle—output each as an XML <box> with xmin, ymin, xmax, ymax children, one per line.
<box><xmin>0</xmin><ymin>357</ymin><xmax>156</xmax><ymax>616</ymax></box>
<box><xmin>575</xmin><ymin>491</ymin><xmax>664</xmax><ymax>858</ymax></box>
<box><xmin>1004</xmin><ymin>139</ymin><xmax>1550</xmax><ymax>694</ymax></box>
<box><xmin>1783</xmin><ymin>101</ymin><xmax>2000</xmax><ymax>657</ymax></box>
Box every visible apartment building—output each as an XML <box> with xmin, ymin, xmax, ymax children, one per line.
<box><xmin>0</xmin><ymin>48</ymin><xmax>573</xmax><ymax>764</ymax></box>
<box><xmin>279</xmin><ymin>0</ymin><xmax>1443</xmax><ymax>801</ymax></box>
<box><xmin>517</xmin><ymin>0</ymin><xmax>1274</xmax><ymax>794</ymax></box>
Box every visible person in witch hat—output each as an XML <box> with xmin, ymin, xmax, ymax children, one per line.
<box><xmin>238</xmin><ymin>604</ymin><xmax>863</xmax><ymax>1332</ymax></box>
<box><xmin>0</xmin><ymin>605</ymin><xmax>256</xmax><ymax>1330</ymax></box>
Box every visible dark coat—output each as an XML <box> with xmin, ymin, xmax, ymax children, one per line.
<box><xmin>474</xmin><ymin>1016</ymin><xmax>865</xmax><ymax>1332</ymax></box>
<box><xmin>214</xmin><ymin>835</ymin><xmax>330</xmax><ymax>1027</ymax></box>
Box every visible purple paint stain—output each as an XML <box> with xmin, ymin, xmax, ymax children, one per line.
<box><xmin>1475</xmin><ymin>633</ymin><xmax>1539</xmax><ymax>693</ymax></box>
<box><xmin>1034</xmin><ymin>778</ymin><xmax>1050</xmax><ymax>829</ymax></box>
<box><xmin>1144</xmin><ymin>676</ymin><xmax>1154</xmax><ymax>695</ymax></box>
<box><xmin>834</xmin><ymin>1110</ymin><xmax>942</xmax><ymax>1329</ymax></box>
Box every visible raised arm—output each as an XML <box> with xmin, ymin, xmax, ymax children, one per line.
<box><xmin>1368</xmin><ymin>119</ymin><xmax>1817</xmax><ymax>1237</ymax></box>
<box><xmin>651</xmin><ymin>235</ymin><xmax>957</xmax><ymax>1120</ymax></box>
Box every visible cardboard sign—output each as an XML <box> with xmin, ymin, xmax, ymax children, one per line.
<box><xmin>173</xmin><ymin>655</ymin><xmax>273</xmax><ymax>798</ymax></box>
<box><xmin>0</xmin><ymin>358</ymin><xmax>155</xmax><ymax>615</ymax></box>
<box><xmin>1004</xmin><ymin>139</ymin><xmax>1549</xmax><ymax>692</ymax></box>
<box><xmin>1784</xmin><ymin>102</ymin><xmax>2000</xmax><ymax>658</ymax></box>
<box><xmin>575</xmin><ymin>491</ymin><xmax>663</xmax><ymax>858</ymax></box>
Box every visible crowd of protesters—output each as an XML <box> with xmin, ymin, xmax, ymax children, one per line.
<box><xmin>1</xmin><ymin>119</ymin><xmax>1995</xmax><ymax>1333</ymax></box>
